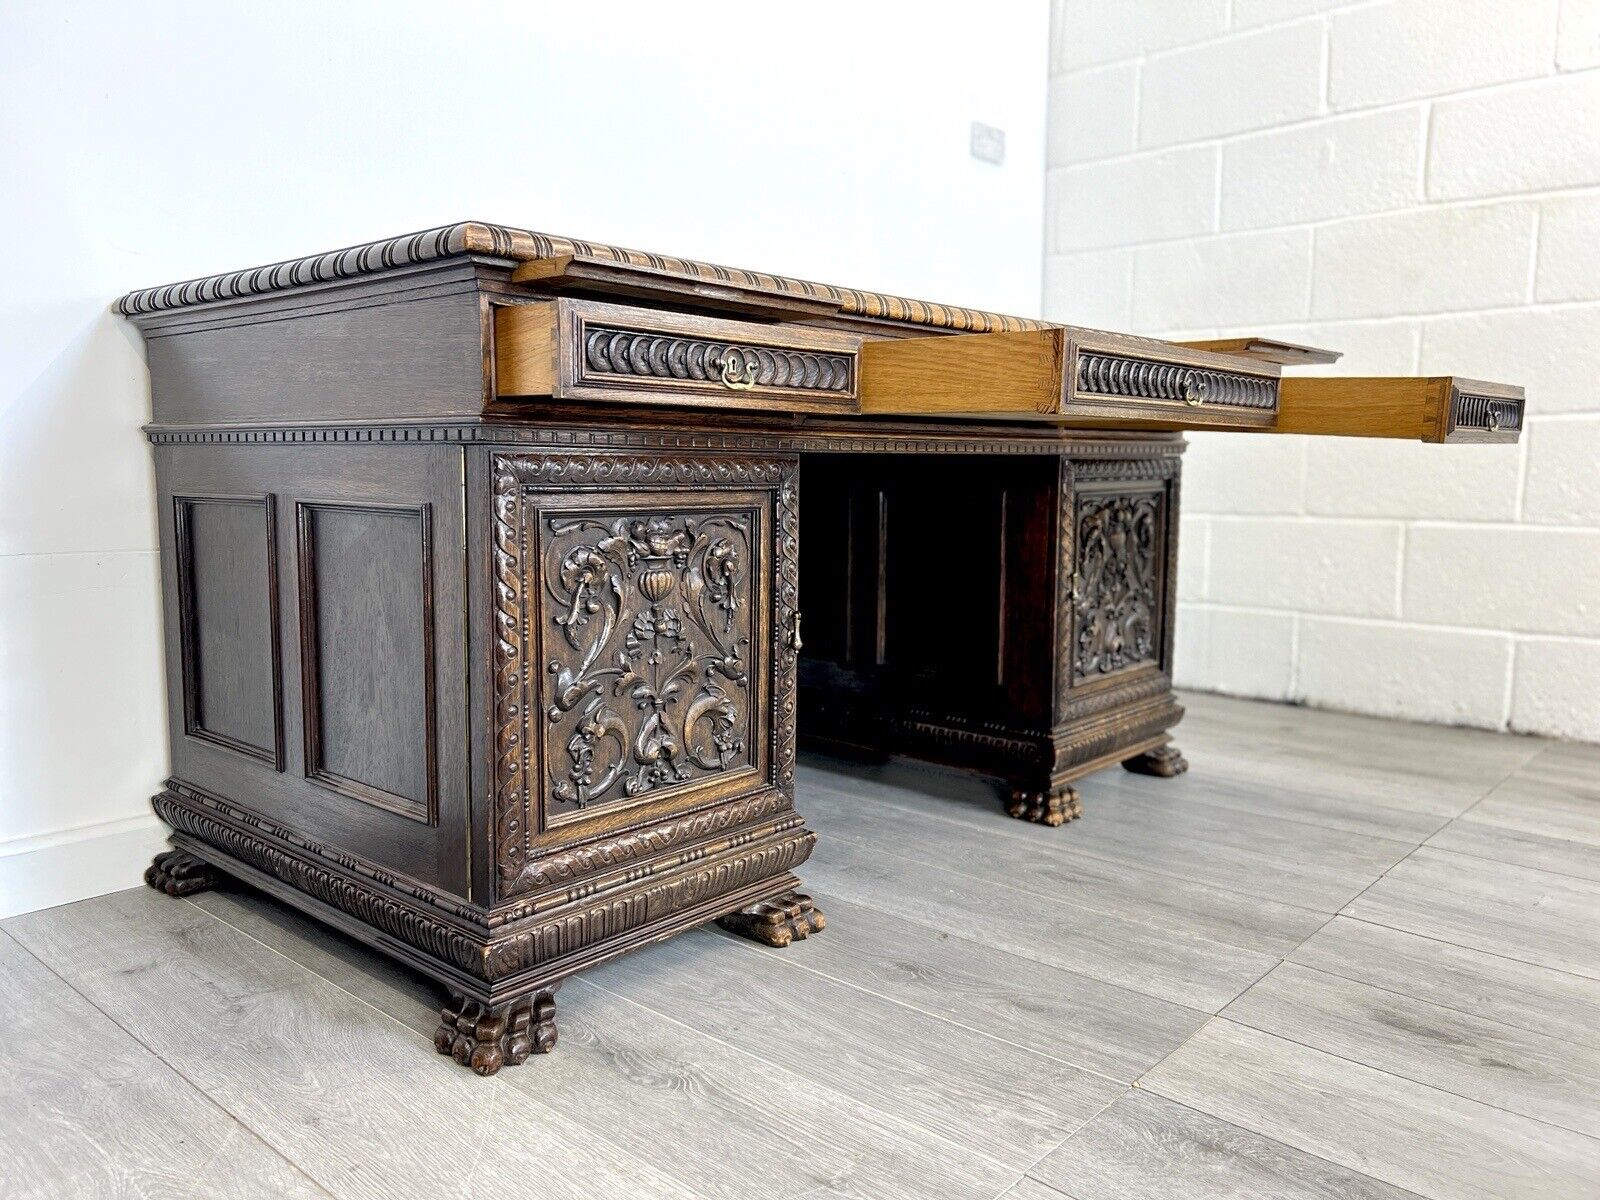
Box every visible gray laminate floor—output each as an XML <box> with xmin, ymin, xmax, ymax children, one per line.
<box><xmin>5</xmin><ymin>693</ymin><xmax>1599</xmax><ymax>1199</ymax></box>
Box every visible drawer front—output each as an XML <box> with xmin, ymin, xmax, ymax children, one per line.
<box><xmin>1072</xmin><ymin>350</ymin><xmax>1278</xmax><ymax>416</ymax></box>
<box><xmin>1066</xmin><ymin>339</ymin><xmax>1278</xmax><ymax>428</ymax></box>
<box><xmin>497</xmin><ymin>298</ymin><xmax>860</xmax><ymax>414</ymax></box>
<box><xmin>490</xmin><ymin>451</ymin><xmax>801</xmax><ymax>902</ymax></box>
<box><xmin>1447</xmin><ymin>382</ymin><xmax>1524</xmax><ymax>443</ymax></box>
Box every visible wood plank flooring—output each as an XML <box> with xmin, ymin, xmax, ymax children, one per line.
<box><xmin>4</xmin><ymin>692</ymin><xmax>1597</xmax><ymax>1199</ymax></box>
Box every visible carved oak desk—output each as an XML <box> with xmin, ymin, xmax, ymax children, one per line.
<box><xmin>119</xmin><ymin>223</ymin><xmax>1523</xmax><ymax>1074</ymax></box>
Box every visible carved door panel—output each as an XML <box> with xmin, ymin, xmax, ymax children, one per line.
<box><xmin>1062</xmin><ymin>460</ymin><xmax>1180</xmax><ymax>708</ymax></box>
<box><xmin>490</xmin><ymin>453</ymin><xmax>799</xmax><ymax>903</ymax></box>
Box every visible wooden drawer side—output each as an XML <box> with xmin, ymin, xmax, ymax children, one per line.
<box><xmin>1274</xmin><ymin>375</ymin><xmax>1525</xmax><ymax>443</ymax></box>
<box><xmin>858</xmin><ymin>326</ymin><xmax>1280</xmax><ymax>429</ymax></box>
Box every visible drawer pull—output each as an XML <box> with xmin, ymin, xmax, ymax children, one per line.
<box><xmin>787</xmin><ymin>609</ymin><xmax>804</xmax><ymax>653</ymax></box>
<box><xmin>719</xmin><ymin>351</ymin><xmax>759</xmax><ymax>391</ymax></box>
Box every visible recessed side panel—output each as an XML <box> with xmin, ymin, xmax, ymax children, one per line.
<box><xmin>174</xmin><ymin>494</ymin><xmax>283</xmax><ymax>768</ymax></box>
<box><xmin>297</xmin><ymin>502</ymin><xmax>437</xmax><ymax>825</ymax></box>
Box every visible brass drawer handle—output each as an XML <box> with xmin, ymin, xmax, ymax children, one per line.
<box><xmin>1182</xmin><ymin>374</ymin><xmax>1208</xmax><ymax>407</ymax></box>
<box><xmin>719</xmin><ymin>351</ymin><xmax>759</xmax><ymax>391</ymax></box>
<box><xmin>787</xmin><ymin>610</ymin><xmax>803</xmax><ymax>653</ymax></box>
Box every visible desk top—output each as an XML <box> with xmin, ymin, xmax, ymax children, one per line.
<box><xmin>115</xmin><ymin>220</ymin><xmax>1048</xmax><ymax>334</ymax></box>
<box><xmin>118</xmin><ymin>221</ymin><xmax>1524</xmax><ymax>445</ymax></box>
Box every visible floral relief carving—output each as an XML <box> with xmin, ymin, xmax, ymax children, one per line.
<box><xmin>542</xmin><ymin>510</ymin><xmax>756</xmax><ymax>813</ymax></box>
<box><xmin>1072</xmin><ymin>493</ymin><xmax>1162</xmax><ymax>681</ymax></box>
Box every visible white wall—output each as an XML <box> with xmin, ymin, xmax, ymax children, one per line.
<box><xmin>0</xmin><ymin>1</ymin><xmax>1049</xmax><ymax>916</ymax></box>
<box><xmin>1046</xmin><ymin>0</ymin><xmax>1600</xmax><ymax>742</ymax></box>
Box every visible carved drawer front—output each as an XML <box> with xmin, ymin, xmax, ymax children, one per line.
<box><xmin>495</xmin><ymin>297</ymin><xmax>861</xmax><ymax>414</ymax></box>
<box><xmin>859</xmin><ymin>325</ymin><xmax>1279</xmax><ymax>429</ymax></box>
<box><xmin>492</xmin><ymin>454</ymin><xmax>800</xmax><ymax>897</ymax></box>
<box><xmin>1069</xmin><ymin>482</ymin><xmax>1172</xmax><ymax>689</ymax></box>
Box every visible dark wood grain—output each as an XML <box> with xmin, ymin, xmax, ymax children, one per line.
<box><xmin>156</xmin><ymin>442</ymin><xmax>472</xmax><ymax>896</ymax></box>
<box><xmin>146</xmin><ymin>286</ymin><xmax>489</xmax><ymax>424</ymax></box>
<box><xmin>296</xmin><ymin>501</ymin><xmax>436</xmax><ymax>824</ymax></box>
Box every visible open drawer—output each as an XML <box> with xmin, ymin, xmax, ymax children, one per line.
<box><xmin>495</xmin><ymin>297</ymin><xmax>862</xmax><ymax>414</ymax></box>
<box><xmin>857</xmin><ymin>326</ymin><xmax>1281</xmax><ymax>429</ymax></box>
<box><xmin>1273</xmin><ymin>375</ymin><xmax>1524</xmax><ymax>443</ymax></box>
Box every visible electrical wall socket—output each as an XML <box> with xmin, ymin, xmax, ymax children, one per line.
<box><xmin>969</xmin><ymin>121</ymin><xmax>1006</xmax><ymax>166</ymax></box>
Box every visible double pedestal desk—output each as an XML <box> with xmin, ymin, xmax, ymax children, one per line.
<box><xmin>121</xmin><ymin>223</ymin><xmax>1523</xmax><ymax>1074</ymax></box>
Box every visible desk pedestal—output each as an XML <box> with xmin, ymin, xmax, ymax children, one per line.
<box><xmin>799</xmin><ymin>440</ymin><xmax>1186</xmax><ymax>823</ymax></box>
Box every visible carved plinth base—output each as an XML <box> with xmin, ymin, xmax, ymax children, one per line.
<box><xmin>1005</xmin><ymin>785</ymin><xmax>1082</xmax><ymax>826</ymax></box>
<box><xmin>435</xmin><ymin>990</ymin><xmax>557</xmax><ymax>1076</ymax></box>
<box><xmin>1122</xmin><ymin>744</ymin><xmax>1189</xmax><ymax>778</ymax></box>
<box><xmin>717</xmin><ymin>891</ymin><xmax>825</xmax><ymax>947</ymax></box>
<box><xmin>144</xmin><ymin>849</ymin><xmax>221</xmax><ymax>897</ymax></box>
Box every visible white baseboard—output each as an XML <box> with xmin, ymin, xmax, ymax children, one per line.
<box><xmin>0</xmin><ymin>816</ymin><xmax>170</xmax><ymax>919</ymax></box>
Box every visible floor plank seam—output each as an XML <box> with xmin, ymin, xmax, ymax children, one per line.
<box><xmin>805</xmin><ymin>778</ymin><xmax>1340</xmax><ymax>921</ymax></box>
<box><xmin>570</xmin><ymin>972</ymin><xmax>1025</xmax><ymax>1180</ymax></box>
<box><xmin>801</xmin><ymin>873</ymin><xmax>1297</xmax><ymax>1011</ymax></box>
<box><xmin>1123</xmin><ymin>1077</ymin><xmax>1435</xmax><ymax>1200</ymax></box>
<box><xmin>809</xmin><ymin>766</ymin><xmax>1429</xmax><ymax>865</ymax></box>
<box><xmin>185</xmin><ymin>898</ymin><xmax>725</xmax><ymax>1200</ymax></box>
<box><xmin>179</xmin><ymin>895</ymin><xmax>444</xmax><ymax>1039</ymax></box>
<box><xmin>803</xmin><ymin>882</ymin><xmax>1219</xmax><ymax>1020</ymax></box>
<box><xmin>1329</xmin><ymin>833</ymin><xmax>1438</xmax><ymax>931</ymax></box>
<box><xmin>1089</xmin><ymin>777</ymin><xmax>1452</xmax><ymax>848</ymax></box>
<box><xmin>1009</xmin><ymin>1087</ymin><xmax>1130</xmax><ymax>1183</ymax></box>
<box><xmin>2</xmin><ymin>918</ymin><xmax>336</xmax><ymax>1200</ymax></box>
<box><xmin>454</xmin><ymin>1064</ymin><xmax>501</xmax><ymax>1197</ymax></box>
<box><xmin>703</xmin><ymin>923</ymin><xmax>1138</xmax><ymax>1086</ymax></box>
<box><xmin>1185</xmin><ymin>1015</ymin><xmax>1600</xmax><ymax>1147</ymax></box>
<box><xmin>1273</xmin><ymin>940</ymin><xmax>1600</xmax><ymax>1049</ymax></box>
<box><xmin>1422</xmin><ymin>821</ymin><xmax>1600</xmax><ymax>883</ymax></box>
<box><xmin>1072</xmin><ymin>775</ymin><xmax>1435</xmax><ymax>848</ymax></box>
<box><xmin>1452</xmin><ymin>740</ymin><xmax>1565</xmax><ymax>824</ymax></box>
<box><xmin>1337</xmin><ymin>908</ymin><xmax>1600</xmax><ymax>982</ymax></box>
<box><xmin>811</xmin><ymin>807</ymin><xmax>1338</xmax><ymax>932</ymax></box>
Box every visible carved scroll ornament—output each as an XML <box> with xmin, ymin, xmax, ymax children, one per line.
<box><xmin>542</xmin><ymin>510</ymin><xmax>756</xmax><ymax>813</ymax></box>
<box><xmin>1072</xmin><ymin>493</ymin><xmax>1162</xmax><ymax>681</ymax></box>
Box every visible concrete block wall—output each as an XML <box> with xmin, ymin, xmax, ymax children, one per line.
<box><xmin>1046</xmin><ymin>0</ymin><xmax>1600</xmax><ymax>741</ymax></box>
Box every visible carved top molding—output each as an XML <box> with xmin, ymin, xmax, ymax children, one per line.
<box><xmin>116</xmin><ymin>221</ymin><xmax>1047</xmax><ymax>333</ymax></box>
<box><xmin>144</xmin><ymin>421</ymin><xmax>1189</xmax><ymax>459</ymax></box>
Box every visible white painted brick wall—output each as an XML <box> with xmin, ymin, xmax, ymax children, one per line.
<box><xmin>1046</xmin><ymin>0</ymin><xmax>1600</xmax><ymax>741</ymax></box>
